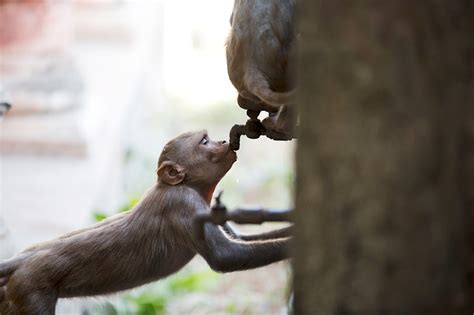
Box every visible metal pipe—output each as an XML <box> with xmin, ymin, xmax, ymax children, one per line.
<box><xmin>194</xmin><ymin>191</ymin><xmax>293</xmax><ymax>238</ymax></box>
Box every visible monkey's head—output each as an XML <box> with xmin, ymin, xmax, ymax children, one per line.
<box><xmin>157</xmin><ymin>130</ymin><xmax>237</xmax><ymax>188</ymax></box>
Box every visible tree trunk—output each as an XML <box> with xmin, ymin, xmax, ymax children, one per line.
<box><xmin>293</xmin><ymin>1</ymin><xmax>474</xmax><ymax>314</ymax></box>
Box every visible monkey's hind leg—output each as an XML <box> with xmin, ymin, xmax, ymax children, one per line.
<box><xmin>5</xmin><ymin>274</ymin><xmax>57</xmax><ymax>315</ymax></box>
<box><xmin>6</xmin><ymin>291</ymin><xmax>57</xmax><ymax>315</ymax></box>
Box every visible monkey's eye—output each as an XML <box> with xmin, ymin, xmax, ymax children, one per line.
<box><xmin>200</xmin><ymin>136</ymin><xmax>209</xmax><ymax>145</ymax></box>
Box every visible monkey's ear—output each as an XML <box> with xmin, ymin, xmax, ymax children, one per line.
<box><xmin>157</xmin><ymin>161</ymin><xmax>185</xmax><ymax>185</ymax></box>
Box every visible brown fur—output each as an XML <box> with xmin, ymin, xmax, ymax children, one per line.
<box><xmin>0</xmin><ymin>131</ymin><xmax>290</xmax><ymax>314</ymax></box>
<box><xmin>226</xmin><ymin>0</ymin><xmax>296</xmax><ymax>116</ymax></box>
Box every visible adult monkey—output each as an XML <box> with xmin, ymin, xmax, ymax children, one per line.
<box><xmin>0</xmin><ymin>131</ymin><xmax>291</xmax><ymax>314</ymax></box>
<box><xmin>226</xmin><ymin>0</ymin><xmax>297</xmax><ymax>137</ymax></box>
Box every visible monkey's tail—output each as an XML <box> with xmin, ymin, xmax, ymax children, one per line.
<box><xmin>244</xmin><ymin>68</ymin><xmax>295</xmax><ymax>111</ymax></box>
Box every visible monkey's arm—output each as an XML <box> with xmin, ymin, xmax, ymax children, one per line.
<box><xmin>197</xmin><ymin>223</ymin><xmax>290</xmax><ymax>272</ymax></box>
<box><xmin>221</xmin><ymin>223</ymin><xmax>293</xmax><ymax>241</ymax></box>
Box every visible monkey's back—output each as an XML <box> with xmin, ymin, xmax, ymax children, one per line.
<box><xmin>12</xmin><ymin>188</ymin><xmax>196</xmax><ymax>298</ymax></box>
<box><xmin>56</xmin><ymin>209</ymin><xmax>195</xmax><ymax>297</ymax></box>
<box><xmin>226</xmin><ymin>0</ymin><xmax>296</xmax><ymax>94</ymax></box>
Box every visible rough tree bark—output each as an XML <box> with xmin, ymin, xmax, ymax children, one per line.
<box><xmin>293</xmin><ymin>1</ymin><xmax>473</xmax><ymax>314</ymax></box>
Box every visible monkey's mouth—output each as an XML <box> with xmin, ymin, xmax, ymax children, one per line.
<box><xmin>212</xmin><ymin>148</ymin><xmax>237</xmax><ymax>164</ymax></box>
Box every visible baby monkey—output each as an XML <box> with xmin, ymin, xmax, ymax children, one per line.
<box><xmin>0</xmin><ymin>131</ymin><xmax>291</xmax><ymax>314</ymax></box>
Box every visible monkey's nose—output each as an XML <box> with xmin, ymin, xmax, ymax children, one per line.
<box><xmin>220</xmin><ymin>140</ymin><xmax>227</xmax><ymax>144</ymax></box>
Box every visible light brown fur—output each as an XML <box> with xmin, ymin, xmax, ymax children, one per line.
<box><xmin>0</xmin><ymin>131</ymin><xmax>290</xmax><ymax>314</ymax></box>
<box><xmin>226</xmin><ymin>0</ymin><xmax>297</xmax><ymax>134</ymax></box>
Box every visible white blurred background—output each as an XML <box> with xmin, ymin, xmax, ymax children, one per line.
<box><xmin>0</xmin><ymin>1</ymin><xmax>293</xmax><ymax>314</ymax></box>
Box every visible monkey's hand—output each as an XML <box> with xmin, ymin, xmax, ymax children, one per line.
<box><xmin>196</xmin><ymin>223</ymin><xmax>290</xmax><ymax>273</ymax></box>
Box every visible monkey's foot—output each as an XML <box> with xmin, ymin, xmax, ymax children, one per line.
<box><xmin>261</xmin><ymin>105</ymin><xmax>296</xmax><ymax>140</ymax></box>
<box><xmin>261</xmin><ymin>117</ymin><xmax>295</xmax><ymax>140</ymax></box>
<box><xmin>264</xmin><ymin>128</ymin><xmax>294</xmax><ymax>141</ymax></box>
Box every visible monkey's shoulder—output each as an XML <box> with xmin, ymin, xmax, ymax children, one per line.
<box><xmin>153</xmin><ymin>185</ymin><xmax>210</xmax><ymax>215</ymax></box>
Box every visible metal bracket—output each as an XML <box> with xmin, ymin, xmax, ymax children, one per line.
<box><xmin>194</xmin><ymin>191</ymin><xmax>293</xmax><ymax>239</ymax></box>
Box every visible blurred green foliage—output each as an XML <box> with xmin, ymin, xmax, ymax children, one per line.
<box><xmin>91</xmin><ymin>269</ymin><xmax>218</xmax><ymax>315</ymax></box>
